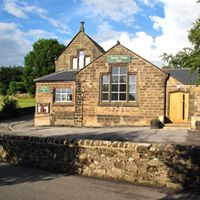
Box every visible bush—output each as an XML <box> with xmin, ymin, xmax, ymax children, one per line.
<box><xmin>1</xmin><ymin>96</ymin><xmax>19</xmax><ymax>117</ymax></box>
<box><xmin>7</xmin><ymin>82</ymin><xmax>26</xmax><ymax>95</ymax></box>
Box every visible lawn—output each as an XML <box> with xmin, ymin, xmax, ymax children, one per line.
<box><xmin>0</xmin><ymin>96</ymin><xmax>35</xmax><ymax>110</ymax></box>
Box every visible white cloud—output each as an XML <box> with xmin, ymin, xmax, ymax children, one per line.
<box><xmin>3</xmin><ymin>0</ymin><xmax>70</xmax><ymax>34</ymax></box>
<box><xmin>3</xmin><ymin>0</ymin><xmax>27</xmax><ymax>18</ymax></box>
<box><xmin>99</xmin><ymin>0</ymin><xmax>200</xmax><ymax>67</ymax></box>
<box><xmin>81</xmin><ymin>0</ymin><xmax>138</xmax><ymax>25</ymax></box>
<box><xmin>0</xmin><ymin>22</ymin><xmax>57</xmax><ymax>66</ymax></box>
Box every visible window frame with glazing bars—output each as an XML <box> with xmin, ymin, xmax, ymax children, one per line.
<box><xmin>101</xmin><ymin>66</ymin><xmax>137</xmax><ymax>102</ymax></box>
<box><xmin>71</xmin><ymin>50</ymin><xmax>91</xmax><ymax>70</ymax></box>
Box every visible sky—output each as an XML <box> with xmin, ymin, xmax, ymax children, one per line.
<box><xmin>0</xmin><ymin>0</ymin><xmax>200</xmax><ymax>67</ymax></box>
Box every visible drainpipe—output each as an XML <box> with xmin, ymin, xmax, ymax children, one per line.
<box><xmin>81</xmin><ymin>92</ymin><xmax>84</xmax><ymax>127</ymax></box>
<box><xmin>164</xmin><ymin>73</ymin><xmax>170</xmax><ymax>122</ymax></box>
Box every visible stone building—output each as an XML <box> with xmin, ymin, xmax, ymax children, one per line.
<box><xmin>34</xmin><ymin>22</ymin><xmax>200</xmax><ymax>127</ymax></box>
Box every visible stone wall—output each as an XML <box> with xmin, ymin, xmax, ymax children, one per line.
<box><xmin>76</xmin><ymin>44</ymin><xmax>168</xmax><ymax>127</ymax></box>
<box><xmin>1</xmin><ymin>135</ymin><xmax>200</xmax><ymax>191</ymax></box>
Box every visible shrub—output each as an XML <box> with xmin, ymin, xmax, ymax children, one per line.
<box><xmin>7</xmin><ymin>82</ymin><xmax>26</xmax><ymax>95</ymax></box>
<box><xmin>1</xmin><ymin>96</ymin><xmax>19</xmax><ymax>116</ymax></box>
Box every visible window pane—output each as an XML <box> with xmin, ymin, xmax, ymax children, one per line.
<box><xmin>55</xmin><ymin>88</ymin><xmax>72</xmax><ymax>102</ymax></box>
<box><xmin>120</xmin><ymin>84</ymin><xmax>126</xmax><ymax>92</ymax></box>
<box><xmin>129</xmin><ymin>75</ymin><xmax>136</xmax><ymax>83</ymax></box>
<box><xmin>119</xmin><ymin>93</ymin><xmax>126</xmax><ymax>100</ymax></box>
<box><xmin>85</xmin><ymin>57</ymin><xmax>91</xmax><ymax>65</ymax></box>
<box><xmin>112</xmin><ymin>75</ymin><xmax>118</xmax><ymax>83</ymax></box>
<box><xmin>67</xmin><ymin>94</ymin><xmax>72</xmax><ymax>101</ymax></box>
<box><xmin>129</xmin><ymin>93</ymin><xmax>136</xmax><ymax>101</ymax></box>
<box><xmin>55</xmin><ymin>94</ymin><xmax>60</xmax><ymax>101</ymax></box>
<box><xmin>120</xmin><ymin>67</ymin><xmax>127</xmax><ymax>75</ymax></box>
<box><xmin>102</xmin><ymin>75</ymin><xmax>109</xmax><ymax>84</ymax></box>
<box><xmin>66</xmin><ymin>89</ymin><xmax>72</xmax><ymax>94</ymax></box>
<box><xmin>79</xmin><ymin>51</ymin><xmax>84</xmax><ymax>69</ymax></box>
<box><xmin>61</xmin><ymin>94</ymin><xmax>67</xmax><ymax>101</ymax></box>
<box><xmin>111</xmin><ymin>93</ymin><xmax>118</xmax><ymax>101</ymax></box>
<box><xmin>111</xmin><ymin>84</ymin><xmax>118</xmax><ymax>92</ymax></box>
<box><xmin>129</xmin><ymin>84</ymin><xmax>136</xmax><ymax>93</ymax></box>
<box><xmin>72</xmin><ymin>57</ymin><xmax>78</xmax><ymax>69</ymax></box>
<box><xmin>120</xmin><ymin>76</ymin><xmax>126</xmax><ymax>83</ymax></box>
<box><xmin>103</xmin><ymin>84</ymin><xmax>109</xmax><ymax>92</ymax></box>
<box><xmin>102</xmin><ymin>93</ymin><xmax>109</xmax><ymax>101</ymax></box>
<box><xmin>112</xmin><ymin>67</ymin><xmax>118</xmax><ymax>75</ymax></box>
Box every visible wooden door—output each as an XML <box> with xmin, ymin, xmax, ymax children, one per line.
<box><xmin>169</xmin><ymin>92</ymin><xmax>188</xmax><ymax>122</ymax></box>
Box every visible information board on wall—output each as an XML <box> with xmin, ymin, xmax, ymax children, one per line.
<box><xmin>37</xmin><ymin>86</ymin><xmax>51</xmax><ymax>93</ymax></box>
<box><xmin>107</xmin><ymin>55</ymin><xmax>131</xmax><ymax>63</ymax></box>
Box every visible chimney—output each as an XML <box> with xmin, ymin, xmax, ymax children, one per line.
<box><xmin>80</xmin><ymin>21</ymin><xmax>84</xmax><ymax>32</ymax></box>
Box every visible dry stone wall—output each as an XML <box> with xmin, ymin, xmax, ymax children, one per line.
<box><xmin>0</xmin><ymin>135</ymin><xmax>200</xmax><ymax>191</ymax></box>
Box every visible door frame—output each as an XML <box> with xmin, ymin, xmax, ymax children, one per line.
<box><xmin>169</xmin><ymin>91</ymin><xmax>189</xmax><ymax>123</ymax></box>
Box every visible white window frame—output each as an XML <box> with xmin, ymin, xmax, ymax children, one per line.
<box><xmin>55</xmin><ymin>88</ymin><xmax>73</xmax><ymax>103</ymax></box>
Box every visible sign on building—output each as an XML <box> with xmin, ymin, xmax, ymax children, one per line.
<box><xmin>107</xmin><ymin>55</ymin><xmax>131</xmax><ymax>63</ymax></box>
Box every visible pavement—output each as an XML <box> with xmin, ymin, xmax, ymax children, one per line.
<box><xmin>1</xmin><ymin>162</ymin><xmax>200</xmax><ymax>200</ymax></box>
<box><xmin>0</xmin><ymin>114</ymin><xmax>200</xmax><ymax>145</ymax></box>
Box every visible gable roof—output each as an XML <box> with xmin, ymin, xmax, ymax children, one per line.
<box><xmin>166</xmin><ymin>68</ymin><xmax>199</xmax><ymax>85</ymax></box>
<box><xmin>55</xmin><ymin>30</ymin><xmax>105</xmax><ymax>61</ymax></box>
<box><xmin>34</xmin><ymin>70</ymin><xmax>76</xmax><ymax>82</ymax></box>
<box><xmin>77</xmin><ymin>42</ymin><xmax>168</xmax><ymax>75</ymax></box>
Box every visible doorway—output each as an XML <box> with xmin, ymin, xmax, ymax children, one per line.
<box><xmin>169</xmin><ymin>92</ymin><xmax>189</xmax><ymax>122</ymax></box>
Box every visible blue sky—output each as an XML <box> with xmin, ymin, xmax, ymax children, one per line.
<box><xmin>0</xmin><ymin>0</ymin><xmax>200</xmax><ymax>67</ymax></box>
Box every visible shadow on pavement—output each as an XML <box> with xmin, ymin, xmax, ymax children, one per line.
<box><xmin>0</xmin><ymin>162</ymin><xmax>62</xmax><ymax>186</ymax></box>
<box><xmin>47</xmin><ymin>131</ymin><xmax>151</xmax><ymax>142</ymax></box>
<box><xmin>159</xmin><ymin>192</ymin><xmax>200</xmax><ymax>200</ymax></box>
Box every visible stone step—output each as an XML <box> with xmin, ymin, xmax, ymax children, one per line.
<box><xmin>164</xmin><ymin>122</ymin><xmax>191</xmax><ymax>129</ymax></box>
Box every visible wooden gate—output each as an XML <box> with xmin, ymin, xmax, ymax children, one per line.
<box><xmin>169</xmin><ymin>92</ymin><xmax>189</xmax><ymax>122</ymax></box>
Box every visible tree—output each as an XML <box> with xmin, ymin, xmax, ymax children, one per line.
<box><xmin>7</xmin><ymin>82</ymin><xmax>26</xmax><ymax>95</ymax></box>
<box><xmin>0</xmin><ymin>66</ymin><xmax>23</xmax><ymax>95</ymax></box>
<box><xmin>161</xmin><ymin>15</ymin><xmax>200</xmax><ymax>75</ymax></box>
<box><xmin>23</xmin><ymin>39</ymin><xmax>65</xmax><ymax>96</ymax></box>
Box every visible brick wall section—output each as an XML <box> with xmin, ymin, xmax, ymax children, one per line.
<box><xmin>55</xmin><ymin>31</ymin><xmax>104</xmax><ymax>72</ymax></box>
<box><xmin>166</xmin><ymin>76</ymin><xmax>200</xmax><ymax>120</ymax></box>
<box><xmin>35</xmin><ymin>82</ymin><xmax>76</xmax><ymax>126</ymax></box>
<box><xmin>1</xmin><ymin>135</ymin><xmax>200</xmax><ymax>191</ymax></box>
<box><xmin>76</xmin><ymin>44</ymin><xmax>168</xmax><ymax>127</ymax></box>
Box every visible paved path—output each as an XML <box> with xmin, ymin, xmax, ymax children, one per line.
<box><xmin>0</xmin><ymin>115</ymin><xmax>200</xmax><ymax>145</ymax></box>
<box><xmin>1</xmin><ymin>162</ymin><xmax>199</xmax><ymax>200</ymax></box>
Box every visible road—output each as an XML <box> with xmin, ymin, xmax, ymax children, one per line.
<box><xmin>0</xmin><ymin>162</ymin><xmax>199</xmax><ymax>200</ymax></box>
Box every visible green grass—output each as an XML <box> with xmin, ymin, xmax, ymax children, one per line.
<box><xmin>0</xmin><ymin>96</ymin><xmax>35</xmax><ymax>110</ymax></box>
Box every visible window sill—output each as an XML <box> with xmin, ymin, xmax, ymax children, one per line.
<box><xmin>98</xmin><ymin>101</ymin><xmax>139</xmax><ymax>107</ymax></box>
<box><xmin>53</xmin><ymin>102</ymin><xmax>74</xmax><ymax>106</ymax></box>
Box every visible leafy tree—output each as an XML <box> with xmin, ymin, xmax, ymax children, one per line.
<box><xmin>23</xmin><ymin>39</ymin><xmax>65</xmax><ymax>96</ymax></box>
<box><xmin>7</xmin><ymin>82</ymin><xmax>26</xmax><ymax>95</ymax></box>
<box><xmin>162</xmin><ymin>48</ymin><xmax>192</xmax><ymax>69</ymax></box>
<box><xmin>0</xmin><ymin>66</ymin><xmax>23</xmax><ymax>95</ymax></box>
<box><xmin>162</xmin><ymin>15</ymin><xmax>200</xmax><ymax>73</ymax></box>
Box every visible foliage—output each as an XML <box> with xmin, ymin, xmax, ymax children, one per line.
<box><xmin>0</xmin><ymin>66</ymin><xmax>24</xmax><ymax>95</ymax></box>
<box><xmin>162</xmin><ymin>48</ymin><xmax>192</xmax><ymax>69</ymax></box>
<box><xmin>1</xmin><ymin>96</ymin><xmax>19</xmax><ymax>116</ymax></box>
<box><xmin>162</xmin><ymin>15</ymin><xmax>200</xmax><ymax>83</ymax></box>
<box><xmin>7</xmin><ymin>82</ymin><xmax>26</xmax><ymax>95</ymax></box>
<box><xmin>0</xmin><ymin>96</ymin><xmax>35</xmax><ymax>110</ymax></box>
<box><xmin>23</xmin><ymin>39</ymin><xmax>65</xmax><ymax>96</ymax></box>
